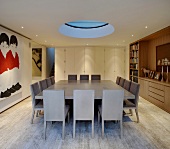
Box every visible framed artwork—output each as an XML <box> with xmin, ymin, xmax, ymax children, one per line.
<box><xmin>32</xmin><ymin>48</ymin><xmax>42</xmax><ymax>77</ymax></box>
<box><xmin>0</xmin><ymin>32</ymin><xmax>22</xmax><ymax>99</ymax></box>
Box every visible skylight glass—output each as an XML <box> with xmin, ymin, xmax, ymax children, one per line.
<box><xmin>65</xmin><ymin>20</ymin><xmax>108</xmax><ymax>29</ymax></box>
<box><xmin>59</xmin><ymin>20</ymin><xmax>114</xmax><ymax>38</ymax></box>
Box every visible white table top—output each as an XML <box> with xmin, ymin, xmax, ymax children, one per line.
<box><xmin>35</xmin><ymin>80</ymin><xmax>135</xmax><ymax>100</ymax></box>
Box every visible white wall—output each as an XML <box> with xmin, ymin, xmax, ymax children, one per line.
<box><xmin>0</xmin><ymin>26</ymin><xmax>32</xmax><ymax>112</ymax></box>
<box><xmin>55</xmin><ymin>46</ymin><xmax>127</xmax><ymax>82</ymax></box>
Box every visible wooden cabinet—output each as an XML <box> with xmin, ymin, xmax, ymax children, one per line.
<box><xmin>75</xmin><ymin>47</ymin><xmax>85</xmax><ymax>79</ymax></box>
<box><xmin>139</xmin><ymin>77</ymin><xmax>170</xmax><ymax>113</ymax></box>
<box><xmin>138</xmin><ymin>78</ymin><xmax>148</xmax><ymax>100</ymax></box>
<box><xmin>114</xmin><ymin>47</ymin><xmax>125</xmax><ymax>81</ymax></box>
<box><xmin>55</xmin><ymin>48</ymin><xmax>65</xmax><ymax>81</ymax></box>
<box><xmin>94</xmin><ymin>47</ymin><xmax>104</xmax><ymax>80</ymax></box>
<box><xmin>165</xmin><ymin>86</ymin><xmax>170</xmax><ymax>113</ymax></box>
<box><xmin>65</xmin><ymin>48</ymin><xmax>75</xmax><ymax>78</ymax></box>
<box><xmin>55</xmin><ymin>46</ymin><xmax>125</xmax><ymax>81</ymax></box>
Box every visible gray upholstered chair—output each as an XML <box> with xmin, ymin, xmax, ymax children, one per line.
<box><xmin>116</xmin><ymin>76</ymin><xmax>121</xmax><ymax>85</ymax></box>
<box><xmin>91</xmin><ymin>75</ymin><xmax>101</xmax><ymax>80</ymax></box>
<box><xmin>68</xmin><ymin>75</ymin><xmax>77</xmax><ymax>80</ymax></box>
<box><xmin>119</xmin><ymin>78</ymin><xmax>125</xmax><ymax>87</ymax></box>
<box><xmin>43</xmin><ymin>90</ymin><xmax>70</xmax><ymax>140</ymax></box>
<box><xmin>73</xmin><ymin>90</ymin><xmax>95</xmax><ymax>138</ymax></box>
<box><xmin>123</xmin><ymin>80</ymin><xmax>131</xmax><ymax>91</ymax></box>
<box><xmin>98</xmin><ymin>90</ymin><xmax>124</xmax><ymax>138</ymax></box>
<box><xmin>50</xmin><ymin>76</ymin><xmax>55</xmax><ymax>85</ymax></box>
<box><xmin>46</xmin><ymin>78</ymin><xmax>52</xmax><ymax>87</ymax></box>
<box><xmin>123</xmin><ymin>82</ymin><xmax>140</xmax><ymax>123</ymax></box>
<box><xmin>30</xmin><ymin>82</ymin><xmax>43</xmax><ymax>124</ymax></box>
<box><xmin>80</xmin><ymin>75</ymin><xmax>89</xmax><ymax>80</ymax></box>
<box><xmin>39</xmin><ymin>79</ymin><xmax>48</xmax><ymax>91</ymax></box>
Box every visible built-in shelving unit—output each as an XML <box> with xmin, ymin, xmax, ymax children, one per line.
<box><xmin>129</xmin><ymin>42</ymin><xmax>139</xmax><ymax>83</ymax></box>
<box><xmin>130</xmin><ymin>26</ymin><xmax>170</xmax><ymax>113</ymax></box>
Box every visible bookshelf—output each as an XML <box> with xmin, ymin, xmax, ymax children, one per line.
<box><xmin>129</xmin><ymin>42</ymin><xmax>139</xmax><ymax>83</ymax></box>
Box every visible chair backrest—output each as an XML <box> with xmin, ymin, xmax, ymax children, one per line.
<box><xmin>68</xmin><ymin>75</ymin><xmax>77</xmax><ymax>80</ymax></box>
<box><xmin>102</xmin><ymin>90</ymin><xmax>124</xmax><ymax>120</ymax></box>
<box><xmin>116</xmin><ymin>76</ymin><xmax>121</xmax><ymax>85</ymax></box>
<box><xmin>119</xmin><ymin>78</ymin><xmax>125</xmax><ymax>87</ymax></box>
<box><xmin>50</xmin><ymin>76</ymin><xmax>55</xmax><ymax>85</ymax></box>
<box><xmin>39</xmin><ymin>79</ymin><xmax>48</xmax><ymax>91</ymax></box>
<box><xmin>91</xmin><ymin>75</ymin><xmax>101</xmax><ymax>80</ymax></box>
<box><xmin>73</xmin><ymin>90</ymin><xmax>94</xmax><ymax>120</ymax></box>
<box><xmin>43</xmin><ymin>90</ymin><xmax>65</xmax><ymax>121</ymax></box>
<box><xmin>80</xmin><ymin>75</ymin><xmax>89</xmax><ymax>80</ymax></box>
<box><xmin>30</xmin><ymin>82</ymin><xmax>41</xmax><ymax>108</ymax></box>
<box><xmin>123</xmin><ymin>80</ymin><xmax>131</xmax><ymax>91</ymax></box>
<box><xmin>46</xmin><ymin>78</ymin><xmax>52</xmax><ymax>87</ymax></box>
<box><xmin>129</xmin><ymin>82</ymin><xmax>140</xmax><ymax>106</ymax></box>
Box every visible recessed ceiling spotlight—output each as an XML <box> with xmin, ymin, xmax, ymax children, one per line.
<box><xmin>21</xmin><ymin>26</ymin><xmax>24</xmax><ymax>29</ymax></box>
<box><xmin>145</xmin><ymin>26</ymin><xmax>148</xmax><ymax>29</ymax></box>
<box><xmin>132</xmin><ymin>35</ymin><xmax>134</xmax><ymax>37</ymax></box>
<box><xmin>36</xmin><ymin>35</ymin><xmax>38</xmax><ymax>37</ymax></box>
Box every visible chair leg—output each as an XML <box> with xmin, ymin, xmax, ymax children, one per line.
<box><xmin>68</xmin><ymin>112</ymin><xmax>70</xmax><ymax>123</ymax></box>
<box><xmin>92</xmin><ymin>119</ymin><xmax>94</xmax><ymax>138</ymax></box>
<box><xmin>129</xmin><ymin>109</ymin><xmax>133</xmax><ymax>116</ymax></box>
<box><xmin>62</xmin><ymin>120</ymin><xmax>65</xmax><ymax>140</ymax></box>
<box><xmin>73</xmin><ymin>120</ymin><xmax>76</xmax><ymax>138</ymax></box>
<box><xmin>31</xmin><ymin>110</ymin><xmax>35</xmax><ymax>124</ymax></box>
<box><xmin>98</xmin><ymin>111</ymin><xmax>100</xmax><ymax>124</ymax></box>
<box><xmin>44</xmin><ymin>121</ymin><xmax>47</xmax><ymax>140</ymax></box>
<box><xmin>135</xmin><ymin>109</ymin><xmax>139</xmax><ymax>123</ymax></box>
<box><xmin>102</xmin><ymin>120</ymin><xmax>104</xmax><ymax>139</ymax></box>
<box><xmin>36</xmin><ymin>110</ymin><xmax>39</xmax><ymax>117</ymax></box>
<box><xmin>120</xmin><ymin>120</ymin><xmax>123</xmax><ymax>139</ymax></box>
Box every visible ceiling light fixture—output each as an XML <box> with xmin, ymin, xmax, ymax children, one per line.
<box><xmin>132</xmin><ymin>35</ymin><xmax>134</xmax><ymax>37</ymax></box>
<box><xmin>145</xmin><ymin>26</ymin><xmax>148</xmax><ymax>29</ymax></box>
<box><xmin>21</xmin><ymin>26</ymin><xmax>24</xmax><ymax>29</ymax></box>
<box><xmin>36</xmin><ymin>35</ymin><xmax>38</xmax><ymax>37</ymax></box>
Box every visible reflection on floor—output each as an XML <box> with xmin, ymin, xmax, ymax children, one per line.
<box><xmin>0</xmin><ymin>96</ymin><xmax>170</xmax><ymax>149</ymax></box>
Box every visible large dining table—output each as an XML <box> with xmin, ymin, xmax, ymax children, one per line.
<box><xmin>35</xmin><ymin>80</ymin><xmax>135</xmax><ymax>100</ymax></box>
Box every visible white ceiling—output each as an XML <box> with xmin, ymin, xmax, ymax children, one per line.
<box><xmin>0</xmin><ymin>0</ymin><xmax>170</xmax><ymax>47</ymax></box>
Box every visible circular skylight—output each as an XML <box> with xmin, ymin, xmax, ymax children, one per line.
<box><xmin>59</xmin><ymin>20</ymin><xmax>114</xmax><ymax>38</ymax></box>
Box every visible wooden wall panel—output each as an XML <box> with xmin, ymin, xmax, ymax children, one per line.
<box><xmin>75</xmin><ymin>47</ymin><xmax>85</xmax><ymax>80</ymax></box>
<box><xmin>55</xmin><ymin>48</ymin><xmax>65</xmax><ymax>81</ymax></box>
<box><xmin>94</xmin><ymin>47</ymin><xmax>104</xmax><ymax>80</ymax></box>
<box><xmin>104</xmin><ymin>47</ymin><xmax>115</xmax><ymax>81</ymax></box>
<box><xmin>85</xmin><ymin>47</ymin><xmax>95</xmax><ymax>75</ymax></box>
<box><xmin>55</xmin><ymin>46</ymin><xmax>126</xmax><ymax>81</ymax></box>
<box><xmin>114</xmin><ymin>47</ymin><xmax>125</xmax><ymax>81</ymax></box>
<box><xmin>148</xmin><ymin>34</ymin><xmax>170</xmax><ymax>70</ymax></box>
<box><xmin>65</xmin><ymin>48</ymin><xmax>75</xmax><ymax>79</ymax></box>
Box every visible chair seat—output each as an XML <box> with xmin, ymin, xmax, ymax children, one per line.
<box><xmin>35</xmin><ymin>101</ymin><xmax>43</xmax><ymax>109</ymax></box>
<box><xmin>124</xmin><ymin>99</ymin><xmax>135</xmax><ymax>107</ymax></box>
<box><xmin>65</xmin><ymin>105</ymin><xmax>70</xmax><ymax>117</ymax></box>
